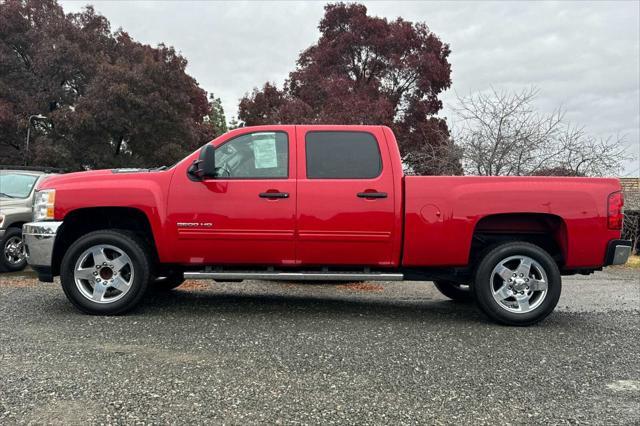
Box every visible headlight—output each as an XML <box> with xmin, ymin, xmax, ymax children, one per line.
<box><xmin>0</xmin><ymin>214</ymin><xmax>4</xmax><ymax>228</ymax></box>
<box><xmin>33</xmin><ymin>189</ymin><xmax>56</xmax><ymax>221</ymax></box>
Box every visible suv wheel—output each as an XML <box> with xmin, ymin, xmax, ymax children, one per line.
<box><xmin>472</xmin><ymin>242</ymin><xmax>561</xmax><ymax>326</ymax></box>
<box><xmin>60</xmin><ymin>230</ymin><xmax>151</xmax><ymax>315</ymax></box>
<box><xmin>1</xmin><ymin>227</ymin><xmax>27</xmax><ymax>272</ymax></box>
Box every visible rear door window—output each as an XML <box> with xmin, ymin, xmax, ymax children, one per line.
<box><xmin>305</xmin><ymin>131</ymin><xmax>382</xmax><ymax>179</ymax></box>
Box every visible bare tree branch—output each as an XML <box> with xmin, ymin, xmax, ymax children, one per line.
<box><xmin>452</xmin><ymin>87</ymin><xmax>631</xmax><ymax>177</ymax></box>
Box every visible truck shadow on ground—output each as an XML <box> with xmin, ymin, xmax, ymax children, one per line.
<box><xmin>138</xmin><ymin>289</ymin><xmax>493</xmax><ymax>326</ymax></box>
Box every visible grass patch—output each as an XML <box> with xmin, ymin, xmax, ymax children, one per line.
<box><xmin>626</xmin><ymin>255</ymin><xmax>640</xmax><ymax>269</ymax></box>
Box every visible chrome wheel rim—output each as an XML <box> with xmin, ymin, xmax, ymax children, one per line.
<box><xmin>73</xmin><ymin>244</ymin><xmax>134</xmax><ymax>304</ymax></box>
<box><xmin>4</xmin><ymin>236</ymin><xmax>25</xmax><ymax>265</ymax></box>
<box><xmin>490</xmin><ymin>255</ymin><xmax>548</xmax><ymax>314</ymax></box>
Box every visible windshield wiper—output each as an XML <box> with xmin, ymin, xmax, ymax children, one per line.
<box><xmin>0</xmin><ymin>192</ymin><xmax>16</xmax><ymax>198</ymax></box>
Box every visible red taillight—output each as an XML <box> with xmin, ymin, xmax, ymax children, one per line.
<box><xmin>608</xmin><ymin>191</ymin><xmax>624</xmax><ymax>230</ymax></box>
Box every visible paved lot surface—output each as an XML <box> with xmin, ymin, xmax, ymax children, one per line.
<box><xmin>0</xmin><ymin>268</ymin><xmax>639</xmax><ymax>425</ymax></box>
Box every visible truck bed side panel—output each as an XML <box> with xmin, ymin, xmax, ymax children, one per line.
<box><xmin>402</xmin><ymin>176</ymin><xmax>622</xmax><ymax>269</ymax></box>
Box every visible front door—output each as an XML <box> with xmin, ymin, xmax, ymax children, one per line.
<box><xmin>167</xmin><ymin>128</ymin><xmax>297</xmax><ymax>266</ymax></box>
<box><xmin>295</xmin><ymin>127</ymin><xmax>397</xmax><ymax>267</ymax></box>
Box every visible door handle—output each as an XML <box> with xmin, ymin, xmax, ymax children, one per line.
<box><xmin>259</xmin><ymin>191</ymin><xmax>289</xmax><ymax>199</ymax></box>
<box><xmin>357</xmin><ymin>191</ymin><xmax>387</xmax><ymax>199</ymax></box>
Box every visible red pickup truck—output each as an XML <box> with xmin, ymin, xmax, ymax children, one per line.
<box><xmin>23</xmin><ymin>125</ymin><xmax>631</xmax><ymax>325</ymax></box>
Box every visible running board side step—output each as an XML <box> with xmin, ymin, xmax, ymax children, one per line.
<box><xmin>183</xmin><ymin>271</ymin><xmax>404</xmax><ymax>281</ymax></box>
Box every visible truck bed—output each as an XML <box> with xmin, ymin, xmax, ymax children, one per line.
<box><xmin>401</xmin><ymin>176</ymin><xmax>622</xmax><ymax>269</ymax></box>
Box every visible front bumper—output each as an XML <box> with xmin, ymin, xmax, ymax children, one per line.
<box><xmin>604</xmin><ymin>239</ymin><xmax>633</xmax><ymax>266</ymax></box>
<box><xmin>23</xmin><ymin>221</ymin><xmax>63</xmax><ymax>281</ymax></box>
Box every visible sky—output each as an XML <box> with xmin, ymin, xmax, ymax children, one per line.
<box><xmin>59</xmin><ymin>0</ymin><xmax>640</xmax><ymax>176</ymax></box>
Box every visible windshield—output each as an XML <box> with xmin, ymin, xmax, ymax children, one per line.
<box><xmin>0</xmin><ymin>173</ymin><xmax>39</xmax><ymax>198</ymax></box>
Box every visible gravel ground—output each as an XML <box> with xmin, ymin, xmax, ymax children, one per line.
<box><xmin>0</xmin><ymin>268</ymin><xmax>639</xmax><ymax>425</ymax></box>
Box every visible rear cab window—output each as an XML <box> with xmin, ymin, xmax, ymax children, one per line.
<box><xmin>305</xmin><ymin>131</ymin><xmax>382</xmax><ymax>179</ymax></box>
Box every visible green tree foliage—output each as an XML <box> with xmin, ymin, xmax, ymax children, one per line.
<box><xmin>0</xmin><ymin>0</ymin><xmax>214</xmax><ymax>170</ymax></box>
<box><xmin>227</xmin><ymin>117</ymin><xmax>241</xmax><ymax>131</ymax></box>
<box><xmin>205</xmin><ymin>94</ymin><xmax>227</xmax><ymax>138</ymax></box>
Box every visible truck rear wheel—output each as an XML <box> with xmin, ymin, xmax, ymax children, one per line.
<box><xmin>472</xmin><ymin>242</ymin><xmax>561</xmax><ymax>326</ymax></box>
<box><xmin>60</xmin><ymin>230</ymin><xmax>151</xmax><ymax>315</ymax></box>
<box><xmin>433</xmin><ymin>280</ymin><xmax>473</xmax><ymax>301</ymax></box>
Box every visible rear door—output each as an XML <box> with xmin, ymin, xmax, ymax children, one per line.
<box><xmin>295</xmin><ymin>127</ymin><xmax>397</xmax><ymax>267</ymax></box>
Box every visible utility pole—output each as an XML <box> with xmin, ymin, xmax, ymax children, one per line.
<box><xmin>25</xmin><ymin>114</ymin><xmax>47</xmax><ymax>166</ymax></box>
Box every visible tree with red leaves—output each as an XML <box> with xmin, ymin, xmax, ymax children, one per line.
<box><xmin>0</xmin><ymin>0</ymin><xmax>214</xmax><ymax>170</ymax></box>
<box><xmin>238</xmin><ymin>3</ymin><xmax>459</xmax><ymax>175</ymax></box>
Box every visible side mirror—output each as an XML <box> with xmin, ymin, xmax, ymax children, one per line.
<box><xmin>188</xmin><ymin>144</ymin><xmax>216</xmax><ymax>181</ymax></box>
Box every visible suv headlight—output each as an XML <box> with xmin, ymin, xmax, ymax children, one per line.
<box><xmin>33</xmin><ymin>189</ymin><xmax>56</xmax><ymax>221</ymax></box>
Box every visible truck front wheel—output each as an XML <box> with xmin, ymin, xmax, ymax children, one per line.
<box><xmin>60</xmin><ymin>230</ymin><xmax>151</xmax><ymax>315</ymax></box>
<box><xmin>472</xmin><ymin>242</ymin><xmax>561</xmax><ymax>326</ymax></box>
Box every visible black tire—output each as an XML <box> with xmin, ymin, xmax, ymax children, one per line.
<box><xmin>472</xmin><ymin>242</ymin><xmax>561</xmax><ymax>326</ymax></box>
<box><xmin>433</xmin><ymin>280</ymin><xmax>473</xmax><ymax>301</ymax></box>
<box><xmin>1</xmin><ymin>227</ymin><xmax>27</xmax><ymax>272</ymax></box>
<box><xmin>60</xmin><ymin>230</ymin><xmax>151</xmax><ymax>315</ymax></box>
<box><xmin>152</xmin><ymin>271</ymin><xmax>185</xmax><ymax>291</ymax></box>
